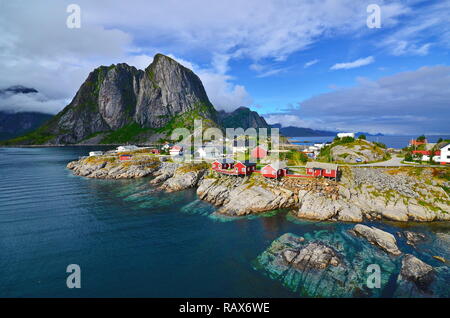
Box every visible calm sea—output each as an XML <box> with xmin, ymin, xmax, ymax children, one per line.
<box><xmin>0</xmin><ymin>147</ymin><xmax>448</xmax><ymax>297</ymax></box>
<box><xmin>291</xmin><ymin>135</ymin><xmax>450</xmax><ymax>149</ymax></box>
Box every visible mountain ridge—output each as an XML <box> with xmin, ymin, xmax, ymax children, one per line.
<box><xmin>2</xmin><ymin>54</ymin><xmax>221</xmax><ymax>145</ymax></box>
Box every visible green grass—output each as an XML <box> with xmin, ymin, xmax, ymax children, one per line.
<box><xmin>100</xmin><ymin>123</ymin><xmax>152</xmax><ymax>144</ymax></box>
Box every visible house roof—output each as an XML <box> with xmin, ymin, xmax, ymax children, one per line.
<box><xmin>266</xmin><ymin>161</ymin><xmax>287</xmax><ymax>170</ymax></box>
<box><xmin>440</xmin><ymin>143</ymin><xmax>450</xmax><ymax>150</ymax></box>
<box><xmin>306</xmin><ymin>162</ymin><xmax>338</xmax><ymax>170</ymax></box>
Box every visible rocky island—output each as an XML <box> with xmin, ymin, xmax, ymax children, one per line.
<box><xmin>67</xmin><ymin>151</ymin><xmax>450</xmax><ymax>222</ymax></box>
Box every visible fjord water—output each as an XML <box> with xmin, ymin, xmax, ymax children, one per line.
<box><xmin>0</xmin><ymin>147</ymin><xmax>449</xmax><ymax>297</ymax></box>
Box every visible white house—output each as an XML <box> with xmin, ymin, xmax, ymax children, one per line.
<box><xmin>337</xmin><ymin>132</ymin><xmax>355</xmax><ymax>138</ymax></box>
<box><xmin>89</xmin><ymin>151</ymin><xmax>103</xmax><ymax>157</ymax></box>
<box><xmin>117</xmin><ymin>145</ymin><xmax>139</xmax><ymax>152</ymax></box>
<box><xmin>195</xmin><ymin>145</ymin><xmax>222</xmax><ymax>159</ymax></box>
<box><xmin>439</xmin><ymin>143</ymin><xmax>450</xmax><ymax>165</ymax></box>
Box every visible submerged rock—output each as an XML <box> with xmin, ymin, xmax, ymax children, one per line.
<box><xmin>395</xmin><ymin>254</ymin><xmax>435</xmax><ymax>297</ymax></box>
<box><xmin>282</xmin><ymin>242</ymin><xmax>341</xmax><ymax>270</ymax></box>
<box><xmin>255</xmin><ymin>231</ymin><xmax>397</xmax><ymax>297</ymax></box>
<box><xmin>397</xmin><ymin>231</ymin><xmax>427</xmax><ymax>247</ymax></box>
<box><xmin>351</xmin><ymin>224</ymin><xmax>401</xmax><ymax>255</ymax></box>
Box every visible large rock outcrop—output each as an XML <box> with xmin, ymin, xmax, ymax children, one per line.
<box><xmin>323</xmin><ymin>139</ymin><xmax>386</xmax><ymax>163</ymax></box>
<box><xmin>196</xmin><ymin>174</ymin><xmax>297</xmax><ymax>216</ymax></box>
<box><xmin>294</xmin><ymin>167</ymin><xmax>450</xmax><ymax>223</ymax></box>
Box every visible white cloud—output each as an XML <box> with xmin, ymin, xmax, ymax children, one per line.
<box><xmin>377</xmin><ymin>1</ymin><xmax>450</xmax><ymax>56</ymax></box>
<box><xmin>166</xmin><ymin>54</ymin><xmax>252</xmax><ymax>111</ymax></box>
<box><xmin>0</xmin><ymin>0</ymin><xmax>447</xmax><ymax>118</ymax></box>
<box><xmin>268</xmin><ymin>65</ymin><xmax>450</xmax><ymax>134</ymax></box>
<box><xmin>330</xmin><ymin>56</ymin><xmax>375</xmax><ymax>70</ymax></box>
<box><xmin>0</xmin><ymin>91</ymin><xmax>65</xmax><ymax>114</ymax></box>
<box><xmin>265</xmin><ymin>114</ymin><xmax>313</xmax><ymax>128</ymax></box>
<box><xmin>304</xmin><ymin>59</ymin><xmax>319</xmax><ymax>68</ymax></box>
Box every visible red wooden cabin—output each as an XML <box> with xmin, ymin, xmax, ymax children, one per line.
<box><xmin>234</xmin><ymin>161</ymin><xmax>257</xmax><ymax>176</ymax></box>
<box><xmin>212</xmin><ymin>159</ymin><xmax>235</xmax><ymax>170</ymax></box>
<box><xmin>261</xmin><ymin>161</ymin><xmax>287</xmax><ymax>179</ymax></box>
<box><xmin>412</xmin><ymin>150</ymin><xmax>440</xmax><ymax>155</ymax></box>
<box><xmin>150</xmin><ymin>149</ymin><xmax>160</xmax><ymax>154</ymax></box>
<box><xmin>305</xmin><ymin>162</ymin><xmax>338</xmax><ymax>179</ymax></box>
<box><xmin>119</xmin><ymin>154</ymin><xmax>132</xmax><ymax>161</ymax></box>
<box><xmin>251</xmin><ymin>145</ymin><xmax>268</xmax><ymax>159</ymax></box>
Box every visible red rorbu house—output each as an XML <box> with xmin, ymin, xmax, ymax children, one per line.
<box><xmin>261</xmin><ymin>161</ymin><xmax>287</xmax><ymax>179</ymax></box>
<box><xmin>212</xmin><ymin>159</ymin><xmax>235</xmax><ymax>170</ymax></box>
<box><xmin>251</xmin><ymin>145</ymin><xmax>268</xmax><ymax>159</ymax></box>
<box><xmin>119</xmin><ymin>154</ymin><xmax>132</xmax><ymax>161</ymax></box>
<box><xmin>234</xmin><ymin>161</ymin><xmax>257</xmax><ymax>176</ymax></box>
<box><xmin>305</xmin><ymin>162</ymin><xmax>338</xmax><ymax>179</ymax></box>
<box><xmin>412</xmin><ymin>150</ymin><xmax>440</xmax><ymax>156</ymax></box>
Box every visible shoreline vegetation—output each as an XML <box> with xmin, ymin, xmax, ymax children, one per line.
<box><xmin>66</xmin><ymin>149</ymin><xmax>450</xmax><ymax>223</ymax></box>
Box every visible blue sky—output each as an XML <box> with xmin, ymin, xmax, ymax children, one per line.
<box><xmin>0</xmin><ymin>0</ymin><xmax>449</xmax><ymax>134</ymax></box>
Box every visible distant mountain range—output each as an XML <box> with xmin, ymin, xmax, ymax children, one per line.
<box><xmin>0</xmin><ymin>86</ymin><xmax>52</xmax><ymax>141</ymax></box>
<box><xmin>269</xmin><ymin>124</ymin><xmax>335</xmax><ymax>137</ymax></box>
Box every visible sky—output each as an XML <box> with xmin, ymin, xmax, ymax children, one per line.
<box><xmin>0</xmin><ymin>0</ymin><xmax>449</xmax><ymax>135</ymax></box>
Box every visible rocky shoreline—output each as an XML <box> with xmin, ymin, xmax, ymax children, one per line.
<box><xmin>67</xmin><ymin>155</ymin><xmax>450</xmax><ymax>222</ymax></box>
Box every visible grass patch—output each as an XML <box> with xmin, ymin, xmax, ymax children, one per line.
<box><xmin>100</xmin><ymin>123</ymin><xmax>152</xmax><ymax>144</ymax></box>
<box><xmin>176</xmin><ymin>162</ymin><xmax>209</xmax><ymax>174</ymax></box>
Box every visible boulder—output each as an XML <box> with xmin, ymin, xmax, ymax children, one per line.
<box><xmin>282</xmin><ymin>242</ymin><xmax>341</xmax><ymax>270</ymax></box>
<box><xmin>398</xmin><ymin>254</ymin><xmax>434</xmax><ymax>292</ymax></box>
<box><xmin>296</xmin><ymin>190</ymin><xmax>340</xmax><ymax>221</ymax></box>
<box><xmin>337</xmin><ymin>204</ymin><xmax>363</xmax><ymax>222</ymax></box>
<box><xmin>397</xmin><ymin>231</ymin><xmax>426</xmax><ymax>247</ymax></box>
<box><xmin>351</xmin><ymin>224</ymin><xmax>401</xmax><ymax>255</ymax></box>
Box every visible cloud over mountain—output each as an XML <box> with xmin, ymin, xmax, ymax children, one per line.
<box><xmin>267</xmin><ymin>66</ymin><xmax>450</xmax><ymax>134</ymax></box>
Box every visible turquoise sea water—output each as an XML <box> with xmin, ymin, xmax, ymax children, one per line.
<box><xmin>0</xmin><ymin>147</ymin><xmax>448</xmax><ymax>297</ymax></box>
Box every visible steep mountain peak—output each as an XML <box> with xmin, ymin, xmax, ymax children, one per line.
<box><xmin>4</xmin><ymin>53</ymin><xmax>218</xmax><ymax>145</ymax></box>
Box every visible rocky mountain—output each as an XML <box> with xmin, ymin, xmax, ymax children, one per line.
<box><xmin>3</xmin><ymin>54</ymin><xmax>221</xmax><ymax>145</ymax></box>
<box><xmin>0</xmin><ymin>111</ymin><xmax>52</xmax><ymax>141</ymax></box>
<box><xmin>270</xmin><ymin>123</ymin><xmax>335</xmax><ymax>137</ymax></box>
<box><xmin>0</xmin><ymin>86</ymin><xmax>53</xmax><ymax>140</ymax></box>
<box><xmin>218</xmin><ymin>106</ymin><xmax>270</xmax><ymax>130</ymax></box>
